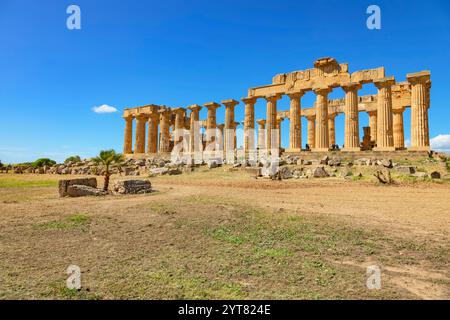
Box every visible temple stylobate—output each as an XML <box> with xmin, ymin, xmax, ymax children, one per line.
<box><xmin>121</xmin><ymin>57</ymin><xmax>431</xmax><ymax>156</ymax></box>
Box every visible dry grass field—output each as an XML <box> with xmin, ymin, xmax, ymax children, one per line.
<box><xmin>0</xmin><ymin>169</ymin><xmax>449</xmax><ymax>299</ymax></box>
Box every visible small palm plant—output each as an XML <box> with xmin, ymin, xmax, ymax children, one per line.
<box><xmin>92</xmin><ymin>150</ymin><xmax>125</xmax><ymax>191</ymax></box>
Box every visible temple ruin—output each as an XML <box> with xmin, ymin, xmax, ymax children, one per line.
<box><xmin>121</xmin><ymin>57</ymin><xmax>431</xmax><ymax>157</ymax></box>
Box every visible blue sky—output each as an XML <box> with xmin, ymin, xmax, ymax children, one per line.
<box><xmin>1</xmin><ymin>0</ymin><xmax>449</xmax><ymax>163</ymax></box>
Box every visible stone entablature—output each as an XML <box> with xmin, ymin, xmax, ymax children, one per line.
<box><xmin>121</xmin><ymin>58</ymin><xmax>431</xmax><ymax>155</ymax></box>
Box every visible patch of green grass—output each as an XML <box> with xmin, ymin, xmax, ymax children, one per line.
<box><xmin>33</xmin><ymin>213</ymin><xmax>90</xmax><ymax>231</ymax></box>
<box><xmin>44</xmin><ymin>282</ymin><xmax>100</xmax><ymax>300</ymax></box>
<box><xmin>0</xmin><ymin>178</ymin><xmax>57</xmax><ymax>188</ymax></box>
<box><xmin>146</xmin><ymin>270</ymin><xmax>245</xmax><ymax>299</ymax></box>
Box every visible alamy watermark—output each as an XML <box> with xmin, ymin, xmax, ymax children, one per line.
<box><xmin>66</xmin><ymin>5</ymin><xmax>81</xmax><ymax>30</ymax></box>
<box><xmin>366</xmin><ymin>265</ymin><xmax>381</xmax><ymax>290</ymax></box>
<box><xmin>366</xmin><ymin>5</ymin><xmax>381</xmax><ymax>30</ymax></box>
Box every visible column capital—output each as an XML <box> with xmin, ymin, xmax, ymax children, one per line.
<box><xmin>305</xmin><ymin>115</ymin><xmax>316</xmax><ymax>121</ymax></box>
<box><xmin>256</xmin><ymin>119</ymin><xmax>266</xmax><ymax>126</ymax></box>
<box><xmin>122</xmin><ymin>114</ymin><xmax>134</xmax><ymax>120</ymax></box>
<box><xmin>287</xmin><ymin>91</ymin><xmax>305</xmax><ymax>99</ymax></box>
<box><xmin>407</xmin><ymin>70</ymin><xmax>431</xmax><ymax>85</ymax></box>
<box><xmin>393</xmin><ymin>107</ymin><xmax>406</xmax><ymax>114</ymax></box>
<box><xmin>172</xmin><ymin>107</ymin><xmax>186</xmax><ymax>115</ymax></box>
<box><xmin>313</xmin><ymin>86</ymin><xmax>332</xmax><ymax>95</ymax></box>
<box><xmin>374</xmin><ymin>76</ymin><xmax>396</xmax><ymax>89</ymax></box>
<box><xmin>265</xmin><ymin>94</ymin><xmax>282</xmax><ymax>102</ymax></box>
<box><xmin>135</xmin><ymin>114</ymin><xmax>148</xmax><ymax>120</ymax></box>
<box><xmin>221</xmin><ymin>99</ymin><xmax>239</xmax><ymax>108</ymax></box>
<box><xmin>187</xmin><ymin>104</ymin><xmax>202</xmax><ymax>112</ymax></box>
<box><xmin>241</xmin><ymin>97</ymin><xmax>257</xmax><ymax>104</ymax></box>
<box><xmin>217</xmin><ymin>123</ymin><xmax>225</xmax><ymax>130</ymax></box>
<box><xmin>367</xmin><ymin>110</ymin><xmax>377</xmax><ymax>116</ymax></box>
<box><xmin>328</xmin><ymin>112</ymin><xmax>338</xmax><ymax>120</ymax></box>
<box><xmin>341</xmin><ymin>82</ymin><xmax>362</xmax><ymax>92</ymax></box>
<box><xmin>204</xmin><ymin>102</ymin><xmax>220</xmax><ymax>110</ymax></box>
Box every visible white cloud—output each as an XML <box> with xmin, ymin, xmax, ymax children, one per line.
<box><xmin>430</xmin><ymin>134</ymin><xmax>450</xmax><ymax>152</ymax></box>
<box><xmin>92</xmin><ymin>104</ymin><xmax>118</xmax><ymax>114</ymax></box>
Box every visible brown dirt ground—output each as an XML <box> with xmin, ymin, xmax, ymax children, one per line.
<box><xmin>0</xmin><ymin>170</ymin><xmax>449</xmax><ymax>300</ymax></box>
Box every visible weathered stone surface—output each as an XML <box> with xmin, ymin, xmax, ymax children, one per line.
<box><xmin>320</xmin><ymin>156</ymin><xmax>329</xmax><ymax>165</ymax></box>
<box><xmin>328</xmin><ymin>157</ymin><xmax>341</xmax><ymax>166</ymax></box>
<box><xmin>112</xmin><ymin>179</ymin><xmax>152</xmax><ymax>195</ymax></box>
<box><xmin>149</xmin><ymin>167</ymin><xmax>169</xmax><ymax>176</ymax></box>
<box><xmin>59</xmin><ymin>178</ymin><xmax>97</xmax><ymax>197</ymax></box>
<box><xmin>313</xmin><ymin>166</ymin><xmax>330</xmax><ymax>178</ymax></box>
<box><xmin>207</xmin><ymin>160</ymin><xmax>220</xmax><ymax>169</ymax></box>
<box><xmin>396</xmin><ymin>166</ymin><xmax>416</xmax><ymax>174</ymax></box>
<box><xmin>279</xmin><ymin>167</ymin><xmax>293</xmax><ymax>179</ymax></box>
<box><xmin>66</xmin><ymin>185</ymin><xmax>107</xmax><ymax>197</ymax></box>
<box><xmin>380</xmin><ymin>159</ymin><xmax>393</xmax><ymax>168</ymax></box>
<box><xmin>430</xmin><ymin>171</ymin><xmax>441</xmax><ymax>179</ymax></box>
<box><xmin>413</xmin><ymin>172</ymin><xmax>428</xmax><ymax>179</ymax></box>
<box><xmin>442</xmin><ymin>174</ymin><xmax>450</xmax><ymax>180</ymax></box>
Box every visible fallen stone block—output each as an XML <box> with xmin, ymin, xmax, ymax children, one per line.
<box><xmin>430</xmin><ymin>171</ymin><xmax>441</xmax><ymax>179</ymax></box>
<box><xmin>66</xmin><ymin>185</ymin><xmax>107</xmax><ymax>197</ymax></box>
<box><xmin>396</xmin><ymin>166</ymin><xmax>416</xmax><ymax>174</ymax></box>
<box><xmin>59</xmin><ymin>178</ymin><xmax>97</xmax><ymax>197</ymax></box>
<box><xmin>313</xmin><ymin>166</ymin><xmax>330</xmax><ymax>178</ymax></box>
<box><xmin>112</xmin><ymin>179</ymin><xmax>152</xmax><ymax>195</ymax></box>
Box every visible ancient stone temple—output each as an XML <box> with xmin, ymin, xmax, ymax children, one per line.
<box><xmin>121</xmin><ymin>57</ymin><xmax>431</xmax><ymax>157</ymax></box>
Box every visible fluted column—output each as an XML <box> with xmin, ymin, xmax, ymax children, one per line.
<box><xmin>368</xmin><ymin>111</ymin><xmax>377</xmax><ymax>143</ymax></box>
<box><xmin>265</xmin><ymin>94</ymin><xmax>281</xmax><ymax>151</ymax></box>
<box><xmin>204</xmin><ymin>102</ymin><xmax>220</xmax><ymax>146</ymax></box>
<box><xmin>373</xmin><ymin>77</ymin><xmax>395</xmax><ymax>151</ymax></box>
<box><xmin>392</xmin><ymin>108</ymin><xmax>405</xmax><ymax>149</ymax></box>
<box><xmin>158</xmin><ymin>108</ymin><xmax>171</xmax><ymax>153</ymax></box>
<box><xmin>216</xmin><ymin>124</ymin><xmax>225</xmax><ymax>152</ymax></box>
<box><xmin>134</xmin><ymin>114</ymin><xmax>147</xmax><ymax>154</ymax></box>
<box><xmin>188</xmin><ymin>104</ymin><xmax>202</xmax><ymax>153</ymax></box>
<box><xmin>288</xmin><ymin>92</ymin><xmax>304</xmax><ymax>151</ymax></box>
<box><xmin>222</xmin><ymin>99</ymin><xmax>239</xmax><ymax>153</ymax></box>
<box><xmin>313</xmin><ymin>87</ymin><xmax>331</xmax><ymax>151</ymax></box>
<box><xmin>172</xmin><ymin>108</ymin><xmax>186</xmax><ymax>147</ymax></box>
<box><xmin>328</xmin><ymin>113</ymin><xmax>337</xmax><ymax>148</ymax></box>
<box><xmin>242</xmin><ymin>97</ymin><xmax>257</xmax><ymax>152</ymax></box>
<box><xmin>342</xmin><ymin>82</ymin><xmax>362</xmax><ymax>151</ymax></box>
<box><xmin>123</xmin><ymin>115</ymin><xmax>133</xmax><ymax>154</ymax></box>
<box><xmin>147</xmin><ymin>113</ymin><xmax>159</xmax><ymax>153</ymax></box>
<box><xmin>407</xmin><ymin>71</ymin><xmax>431</xmax><ymax>151</ymax></box>
<box><xmin>276</xmin><ymin>118</ymin><xmax>283</xmax><ymax>149</ymax></box>
<box><xmin>306</xmin><ymin>116</ymin><xmax>315</xmax><ymax>149</ymax></box>
<box><xmin>257</xmin><ymin>119</ymin><xmax>266</xmax><ymax>150</ymax></box>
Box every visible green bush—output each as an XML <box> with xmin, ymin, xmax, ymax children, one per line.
<box><xmin>32</xmin><ymin>158</ymin><xmax>56</xmax><ymax>168</ymax></box>
<box><xmin>64</xmin><ymin>155</ymin><xmax>82</xmax><ymax>164</ymax></box>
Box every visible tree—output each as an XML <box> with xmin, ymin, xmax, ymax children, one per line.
<box><xmin>92</xmin><ymin>150</ymin><xmax>124</xmax><ymax>191</ymax></box>
<box><xmin>33</xmin><ymin>158</ymin><xmax>56</xmax><ymax>168</ymax></box>
<box><xmin>65</xmin><ymin>155</ymin><xmax>82</xmax><ymax>164</ymax></box>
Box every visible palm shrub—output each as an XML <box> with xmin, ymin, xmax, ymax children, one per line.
<box><xmin>92</xmin><ymin>150</ymin><xmax>124</xmax><ymax>191</ymax></box>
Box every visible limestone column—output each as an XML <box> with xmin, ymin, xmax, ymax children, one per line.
<box><xmin>216</xmin><ymin>124</ymin><xmax>225</xmax><ymax>152</ymax></box>
<box><xmin>257</xmin><ymin>119</ymin><xmax>266</xmax><ymax>150</ymax></box>
<box><xmin>288</xmin><ymin>92</ymin><xmax>304</xmax><ymax>151</ymax></box>
<box><xmin>373</xmin><ymin>77</ymin><xmax>395</xmax><ymax>151</ymax></box>
<box><xmin>342</xmin><ymin>82</ymin><xmax>362</xmax><ymax>151</ymax></box>
<box><xmin>265</xmin><ymin>94</ymin><xmax>281</xmax><ymax>151</ymax></box>
<box><xmin>204</xmin><ymin>102</ymin><xmax>220</xmax><ymax>146</ymax></box>
<box><xmin>313</xmin><ymin>87</ymin><xmax>331</xmax><ymax>151</ymax></box>
<box><xmin>306</xmin><ymin>116</ymin><xmax>315</xmax><ymax>149</ymax></box>
<box><xmin>242</xmin><ymin>97</ymin><xmax>257</xmax><ymax>152</ymax></box>
<box><xmin>393</xmin><ymin>108</ymin><xmax>405</xmax><ymax>149</ymax></box>
<box><xmin>407</xmin><ymin>71</ymin><xmax>431</xmax><ymax>151</ymax></box>
<box><xmin>275</xmin><ymin>118</ymin><xmax>283</xmax><ymax>149</ymax></box>
<box><xmin>222</xmin><ymin>99</ymin><xmax>239</xmax><ymax>153</ymax></box>
<box><xmin>123</xmin><ymin>115</ymin><xmax>133</xmax><ymax>154</ymax></box>
<box><xmin>328</xmin><ymin>113</ymin><xmax>337</xmax><ymax>148</ymax></box>
<box><xmin>188</xmin><ymin>104</ymin><xmax>202</xmax><ymax>153</ymax></box>
<box><xmin>158</xmin><ymin>108</ymin><xmax>171</xmax><ymax>153</ymax></box>
<box><xmin>134</xmin><ymin>114</ymin><xmax>147</xmax><ymax>154</ymax></box>
<box><xmin>147</xmin><ymin>113</ymin><xmax>159</xmax><ymax>153</ymax></box>
<box><xmin>367</xmin><ymin>111</ymin><xmax>377</xmax><ymax>143</ymax></box>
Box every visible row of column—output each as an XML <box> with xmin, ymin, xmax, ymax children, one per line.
<box><xmin>123</xmin><ymin>71</ymin><xmax>430</xmax><ymax>154</ymax></box>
